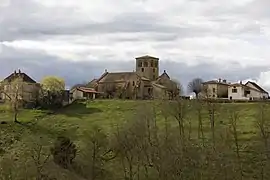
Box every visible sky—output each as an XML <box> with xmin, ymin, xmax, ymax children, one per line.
<box><xmin>1</xmin><ymin>0</ymin><xmax>270</xmax><ymax>92</ymax></box>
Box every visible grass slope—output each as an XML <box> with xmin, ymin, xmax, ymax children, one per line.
<box><xmin>0</xmin><ymin>100</ymin><xmax>268</xmax><ymax>179</ymax></box>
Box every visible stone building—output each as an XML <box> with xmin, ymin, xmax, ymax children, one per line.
<box><xmin>0</xmin><ymin>70</ymin><xmax>40</xmax><ymax>103</ymax></box>
<box><xmin>90</xmin><ymin>55</ymin><xmax>178</xmax><ymax>99</ymax></box>
<box><xmin>202</xmin><ymin>79</ymin><xmax>229</xmax><ymax>99</ymax></box>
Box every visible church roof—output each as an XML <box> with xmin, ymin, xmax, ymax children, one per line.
<box><xmin>135</xmin><ymin>55</ymin><xmax>159</xmax><ymax>60</ymax></box>
<box><xmin>97</xmin><ymin>72</ymin><xmax>138</xmax><ymax>83</ymax></box>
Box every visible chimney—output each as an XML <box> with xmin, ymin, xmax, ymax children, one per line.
<box><xmin>18</xmin><ymin>69</ymin><xmax>21</xmax><ymax>74</ymax></box>
<box><xmin>105</xmin><ymin>69</ymin><xmax>107</xmax><ymax>73</ymax></box>
<box><xmin>240</xmin><ymin>80</ymin><xmax>242</xmax><ymax>85</ymax></box>
<box><xmin>218</xmin><ymin>78</ymin><xmax>221</xmax><ymax>82</ymax></box>
<box><xmin>223</xmin><ymin>79</ymin><xmax>226</xmax><ymax>83</ymax></box>
<box><xmin>164</xmin><ymin>70</ymin><xmax>166</xmax><ymax>73</ymax></box>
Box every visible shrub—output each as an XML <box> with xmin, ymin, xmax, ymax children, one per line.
<box><xmin>50</xmin><ymin>136</ymin><xmax>77</xmax><ymax>169</ymax></box>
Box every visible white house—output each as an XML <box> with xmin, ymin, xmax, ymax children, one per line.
<box><xmin>245</xmin><ymin>81</ymin><xmax>269</xmax><ymax>99</ymax></box>
<box><xmin>228</xmin><ymin>81</ymin><xmax>269</xmax><ymax>100</ymax></box>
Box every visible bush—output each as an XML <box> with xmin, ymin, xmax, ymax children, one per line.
<box><xmin>50</xmin><ymin>136</ymin><xmax>77</xmax><ymax>169</ymax></box>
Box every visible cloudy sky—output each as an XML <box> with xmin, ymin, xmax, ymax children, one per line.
<box><xmin>1</xmin><ymin>0</ymin><xmax>270</xmax><ymax>92</ymax></box>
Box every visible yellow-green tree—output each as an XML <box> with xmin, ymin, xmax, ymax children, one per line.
<box><xmin>39</xmin><ymin>76</ymin><xmax>65</xmax><ymax>109</ymax></box>
<box><xmin>40</xmin><ymin>76</ymin><xmax>65</xmax><ymax>93</ymax></box>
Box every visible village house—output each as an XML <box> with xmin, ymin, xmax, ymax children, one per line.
<box><xmin>202</xmin><ymin>78</ymin><xmax>229</xmax><ymax>99</ymax></box>
<box><xmin>0</xmin><ymin>70</ymin><xmax>40</xmax><ymax>103</ymax></box>
<box><xmin>70</xmin><ymin>86</ymin><xmax>102</xmax><ymax>101</ymax></box>
<box><xmin>228</xmin><ymin>81</ymin><xmax>269</xmax><ymax>100</ymax></box>
<box><xmin>89</xmin><ymin>55</ymin><xmax>178</xmax><ymax>99</ymax></box>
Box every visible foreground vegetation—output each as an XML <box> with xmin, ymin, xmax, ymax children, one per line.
<box><xmin>1</xmin><ymin>99</ymin><xmax>270</xmax><ymax>180</ymax></box>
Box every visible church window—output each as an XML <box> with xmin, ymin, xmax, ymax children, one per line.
<box><xmin>138</xmin><ymin>60</ymin><xmax>142</xmax><ymax>67</ymax></box>
<box><xmin>144</xmin><ymin>61</ymin><xmax>148</xmax><ymax>67</ymax></box>
<box><xmin>151</xmin><ymin>60</ymin><xmax>154</xmax><ymax>67</ymax></box>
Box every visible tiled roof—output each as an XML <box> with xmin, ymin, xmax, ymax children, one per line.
<box><xmin>203</xmin><ymin>80</ymin><xmax>229</xmax><ymax>85</ymax></box>
<box><xmin>3</xmin><ymin>71</ymin><xmax>36</xmax><ymax>83</ymax></box>
<box><xmin>135</xmin><ymin>55</ymin><xmax>159</xmax><ymax>60</ymax></box>
<box><xmin>245</xmin><ymin>81</ymin><xmax>268</xmax><ymax>93</ymax></box>
<box><xmin>77</xmin><ymin>87</ymin><xmax>101</xmax><ymax>93</ymax></box>
<box><xmin>98</xmin><ymin>72</ymin><xmax>138</xmax><ymax>83</ymax></box>
<box><xmin>87</xmin><ymin>79</ymin><xmax>98</xmax><ymax>87</ymax></box>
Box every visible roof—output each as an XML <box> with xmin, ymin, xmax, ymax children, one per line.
<box><xmin>158</xmin><ymin>70</ymin><xmax>170</xmax><ymax>80</ymax></box>
<box><xmin>229</xmin><ymin>83</ymin><xmax>262</xmax><ymax>92</ymax></box>
<box><xmin>135</xmin><ymin>55</ymin><xmax>159</xmax><ymax>60</ymax></box>
<box><xmin>203</xmin><ymin>80</ymin><xmax>229</xmax><ymax>85</ymax></box>
<box><xmin>245</xmin><ymin>81</ymin><xmax>268</xmax><ymax>94</ymax></box>
<box><xmin>86</xmin><ymin>79</ymin><xmax>97</xmax><ymax>87</ymax></box>
<box><xmin>152</xmin><ymin>82</ymin><xmax>167</xmax><ymax>89</ymax></box>
<box><xmin>3</xmin><ymin>71</ymin><xmax>36</xmax><ymax>83</ymax></box>
<box><xmin>97</xmin><ymin>72</ymin><xmax>139</xmax><ymax>83</ymax></box>
<box><xmin>76</xmin><ymin>87</ymin><xmax>101</xmax><ymax>93</ymax></box>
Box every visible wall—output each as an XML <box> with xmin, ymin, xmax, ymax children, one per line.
<box><xmin>136</xmin><ymin>57</ymin><xmax>159</xmax><ymax>81</ymax></box>
<box><xmin>204</xmin><ymin>84</ymin><xmax>218</xmax><ymax>98</ymax></box>
<box><xmin>152</xmin><ymin>85</ymin><xmax>167</xmax><ymax>99</ymax></box>
<box><xmin>217</xmin><ymin>84</ymin><xmax>229</xmax><ymax>98</ymax></box>
<box><xmin>228</xmin><ymin>86</ymin><xmax>249</xmax><ymax>100</ymax></box>
<box><xmin>1</xmin><ymin>81</ymin><xmax>39</xmax><ymax>102</ymax></box>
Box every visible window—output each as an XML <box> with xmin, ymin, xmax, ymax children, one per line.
<box><xmin>144</xmin><ymin>61</ymin><xmax>148</xmax><ymax>67</ymax></box>
<box><xmin>141</xmin><ymin>68</ymin><xmax>144</xmax><ymax>72</ymax></box>
<box><xmin>151</xmin><ymin>60</ymin><xmax>154</xmax><ymax>67</ymax></box>
<box><xmin>155</xmin><ymin>61</ymin><xmax>158</xmax><ymax>67</ymax></box>
<box><xmin>153</xmin><ymin>68</ymin><xmax>155</xmax><ymax>73</ymax></box>
<box><xmin>138</xmin><ymin>60</ymin><xmax>142</xmax><ymax>67</ymax></box>
<box><xmin>213</xmin><ymin>95</ymin><xmax>215</xmax><ymax>97</ymax></box>
<box><xmin>212</xmin><ymin>88</ymin><xmax>216</xmax><ymax>93</ymax></box>
<box><xmin>83</xmin><ymin>92</ymin><xmax>87</xmax><ymax>97</ymax></box>
<box><xmin>232</xmin><ymin>88</ymin><xmax>237</xmax><ymax>93</ymax></box>
<box><xmin>133</xmin><ymin>81</ymin><xmax>135</xmax><ymax>86</ymax></box>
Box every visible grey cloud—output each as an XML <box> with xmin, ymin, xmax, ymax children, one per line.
<box><xmin>1</xmin><ymin>0</ymin><xmax>261</xmax><ymax>42</ymax></box>
<box><xmin>1</xmin><ymin>45</ymin><xmax>269</xmax><ymax>92</ymax></box>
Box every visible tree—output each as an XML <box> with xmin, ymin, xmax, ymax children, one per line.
<box><xmin>0</xmin><ymin>79</ymin><xmax>25</xmax><ymax>123</ymax></box>
<box><xmin>187</xmin><ymin>78</ymin><xmax>203</xmax><ymax>99</ymax></box>
<box><xmin>166</xmin><ymin>80</ymin><xmax>183</xmax><ymax>100</ymax></box>
<box><xmin>40</xmin><ymin>76</ymin><xmax>65</xmax><ymax>93</ymax></box>
<box><xmin>39</xmin><ymin>76</ymin><xmax>65</xmax><ymax>109</ymax></box>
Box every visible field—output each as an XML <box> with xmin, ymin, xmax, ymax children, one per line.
<box><xmin>0</xmin><ymin>100</ymin><xmax>270</xmax><ymax>179</ymax></box>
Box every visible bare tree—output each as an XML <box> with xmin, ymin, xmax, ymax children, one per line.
<box><xmin>0</xmin><ymin>79</ymin><xmax>25</xmax><ymax>123</ymax></box>
<box><xmin>187</xmin><ymin>78</ymin><xmax>203</xmax><ymax>99</ymax></box>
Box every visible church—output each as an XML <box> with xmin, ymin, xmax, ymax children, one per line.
<box><xmin>88</xmin><ymin>55</ymin><xmax>178</xmax><ymax>99</ymax></box>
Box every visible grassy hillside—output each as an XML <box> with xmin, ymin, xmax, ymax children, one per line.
<box><xmin>0</xmin><ymin>100</ymin><xmax>269</xmax><ymax>179</ymax></box>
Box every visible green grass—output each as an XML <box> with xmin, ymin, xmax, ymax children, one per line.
<box><xmin>0</xmin><ymin>100</ymin><xmax>266</xmax><ymax>144</ymax></box>
<box><xmin>0</xmin><ymin>100</ymin><xmax>269</xmax><ymax>179</ymax></box>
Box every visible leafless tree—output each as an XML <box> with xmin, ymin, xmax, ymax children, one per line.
<box><xmin>187</xmin><ymin>78</ymin><xmax>203</xmax><ymax>99</ymax></box>
<box><xmin>0</xmin><ymin>79</ymin><xmax>25</xmax><ymax>123</ymax></box>
<box><xmin>228</xmin><ymin>107</ymin><xmax>243</xmax><ymax>179</ymax></box>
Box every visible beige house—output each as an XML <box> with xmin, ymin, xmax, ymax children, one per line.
<box><xmin>228</xmin><ymin>81</ymin><xmax>269</xmax><ymax>100</ymax></box>
<box><xmin>202</xmin><ymin>79</ymin><xmax>229</xmax><ymax>99</ymax></box>
<box><xmin>70</xmin><ymin>87</ymin><xmax>101</xmax><ymax>101</ymax></box>
<box><xmin>0</xmin><ymin>70</ymin><xmax>40</xmax><ymax>103</ymax></box>
<box><xmin>90</xmin><ymin>55</ymin><xmax>177</xmax><ymax>99</ymax></box>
